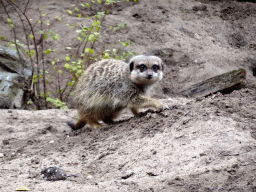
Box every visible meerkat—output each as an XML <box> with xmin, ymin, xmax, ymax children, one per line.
<box><xmin>67</xmin><ymin>55</ymin><xmax>168</xmax><ymax>130</ymax></box>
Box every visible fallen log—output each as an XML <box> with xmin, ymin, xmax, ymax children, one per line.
<box><xmin>181</xmin><ymin>68</ymin><xmax>246</xmax><ymax>97</ymax></box>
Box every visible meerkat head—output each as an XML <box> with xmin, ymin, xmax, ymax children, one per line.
<box><xmin>129</xmin><ymin>55</ymin><xmax>164</xmax><ymax>86</ymax></box>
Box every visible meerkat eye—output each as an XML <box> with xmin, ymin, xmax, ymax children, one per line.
<box><xmin>152</xmin><ymin>64</ymin><xmax>160</xmax><ymax>72</ymax></box>
<box><xmin>138</xmin><ymin>64</ymin><xmax>147</xmax><ymax>72</ymax></box>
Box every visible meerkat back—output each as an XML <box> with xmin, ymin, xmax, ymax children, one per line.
<box><xmin>75</xmin><ymin>59</ymin><xmax>131</xmax><ymax>111</ymax></box>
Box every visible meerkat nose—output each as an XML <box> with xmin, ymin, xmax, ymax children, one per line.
<box><xmin>146</xmin><ymin>74</ymin><xmax>153</xmax><ymax>79</ymax></box>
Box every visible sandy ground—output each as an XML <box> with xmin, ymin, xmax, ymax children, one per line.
<box><xmin>1</xmin><ymin>89</ymin><xmax>256</xmax><ymax>191</ymax></box>
<box><xmin>1</xmin><ymin>0</ymin><xmax>256</xmax><ymax>191</ymax></box>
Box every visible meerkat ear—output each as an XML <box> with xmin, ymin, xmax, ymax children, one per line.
<box><xmin>130</xmin><ymin>61</ymin><xmax>134</xmax><ymax>71</ymax></box>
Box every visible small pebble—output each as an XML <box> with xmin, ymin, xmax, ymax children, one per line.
<box><xmin>41</xmin><ymin>166</ymin><xmax>67</xmax><ymax>181</ymax></box>
<box><xmin>122</xmin><ymin>170</ymin><xmax>134</xmax><ymax>179</ymax></box>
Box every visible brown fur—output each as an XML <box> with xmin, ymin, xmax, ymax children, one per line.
<box><xmin>68</xmin><ymin>55</ymin><xmax>168</xmax><ymax>130</ymax></box>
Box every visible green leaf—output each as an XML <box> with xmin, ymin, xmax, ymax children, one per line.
<box><xmin>67</xmin><ymin>82</ymin><xmax>75</xmax><ymax>86</ymax></box>
<box><xmin>58</xmin><ymin>70</ymin><xmax>63</xmax><ymax>75</ymax></box>
<box><xmin>67</xmin><ymin>10</ymin><xmax>73</xmax><ymax>15</ymax></box>
<box><xmin>55</xmin><ymin>34</ymin><xmax>60</xmax><ymax>40</ymax></box>
<box><xmin>40</xmin><ymin>30</ymin><xmax>45</xmax><ymax>34</ymax></box>
<box><xmin>51</xmin><ymin>61</ymin><xmax>55</xmax><ymax>65</ymax></box>
<box><xmin>97</xmin><ymin>0</ymin><xmax>102</xmax><ymax>4</ymax></box>
<box><xmin>46</xmin><ymin>97</ymin><xmax>53</xmax><ymax>102</ymax></box>
<box><xmin>86</xmin><ymin>3</ymin><xmax>91</xmax><ymax>7</ymax></box>
<box><xmin>77</xmin><ymin>14</ymin><xmax>82</xmax><ymax>18</ymax></box>
<box><xmin>89</xmin><ymin>49</ymin><xmax>94</xmax><ymax>54</ymax></box>
<box><xmin>77</xmin><ymin>37</ymin><xmax>82</xmax><ymax>41</ymax></box>
<box><xmin>38</xmin><ymin>20</ymin><xmax>42</xmax><ymax>24</ymax></box>
<box><xmin>42</xmin><ymin>13</ymin><xmax>46</xmax><ymax>17</ymax></box>
<box><xmin>49</xmin><ymin>29</ymin><xmax>53</xmax><ymax>35</ymax></box>
<box><xmin>66</xmin><ymin>47</ymin><xmax>72</xmax><ymax>50</ymax></box>
<box><xmin>77</xmin><ymin>60</ymin><xmax>82</xmax><ymax>65</ymax></box>
<box><xmin>61</xmin><ymin>106</ymin><xmax>69</xmax><ymax>110</ymax></box>
<box><xmin>7</xmin><ymin>18</ymin><xmax>12</xmax><ymax>24</ymax></box>
<box><xmin>45</xmin><ymin>20</ymin><xmax>50</xmax><ymax>25</ymax></box>
<box><xmin>88</xmin><ymin>34</ymin><xmax>94</xmax><ymax>41</ymax></box>
<box><xmin>77</xmin><ymin>69</ymin><xmax>82</xmax><ymax>74</ymax></box>
<box><xmin>75</xmin><ymin>7</ymin><xmax>80</xmax><ymax>12</ymax></box>
<box><xmin>65</xmin><ymin>56</ymin><xmax>70</xmax><ymax>61</ymax></box>
<box><xmin>81</xmin><ymin>3</ymin><xmax>85</xmax><ymax>7</ymax></box>
<box><xmin>57</xmin><ymin>17</ymin><xmax>62</xmax><ymax>21</ymax></box>
<box><xmin>64</xmin><ymin>63</ymin><xmax>70</xmax><ymax>69</ymax></box>
<box><xmin>30</xmin><ymin>34</ymin><xmax>34</xmax><ymax>39</ymax></box>
<box><xmin>44</xmin><ymin>48</ymin><xmax>52</xmax><ymax>54</ymax></box>
<box><xmin>85</xmin><ymin>48</ymin><xmax>90</xmax><ymax>52</ymax></box>
<box><xmin>0</xmin><ymin>36</ymin><xmax>6</xmax><ymax>40</ymax></box>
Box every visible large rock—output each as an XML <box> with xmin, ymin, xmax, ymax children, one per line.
<box><xmin>0</xmin><ymin>45</ymin><xmax>32</xmax><ymax>109</ymax></box>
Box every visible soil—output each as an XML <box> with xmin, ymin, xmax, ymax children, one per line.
<box><xmin>1</xmin><ymin>0</ymin><xmax>256</xmax><ymax>191</ymax></box>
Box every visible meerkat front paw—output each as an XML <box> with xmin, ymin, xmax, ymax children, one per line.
<box><xmin>163</xmin><ymin>104</ymin><xmax>170</xmax><ymax>110</ymax></box>
<box><xmin>157</xmin><ymin>102</ymin><xmax>170</xmax><ymax>111</ymax></box>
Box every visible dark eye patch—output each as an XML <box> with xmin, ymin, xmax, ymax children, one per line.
<box><xmin>138</xmin><ymin>64</ymin><xmax>147</xmax><ymax>72</ymax></box>
<box><xmin>152</xmin><ymin>64</ymin><xmax>160</xmax><ymax>72</ymax></box>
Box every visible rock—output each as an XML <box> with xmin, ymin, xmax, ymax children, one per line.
<box><xmin>41</xmin><ymin>166</ymin><xmax>67</xmax><ymax>181</ymax></box>
<box><xmin>0</xmin><ymin>45</ymin><xmax>32</xmax><ymax>109</ymax></box>
<box><xmin>121</xmin><ymin>170</ymin><xmax>134</xmax><ymax>179</ymax></box>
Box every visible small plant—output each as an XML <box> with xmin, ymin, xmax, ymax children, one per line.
<box><xmin>1</xmin><ymin>0</ymin><xmax>137</xmax><ymax>109</ymax></box>
<box><xmin>46</xmin><ymin>97</ymin><xmax>68</xmax><ymax>109</ymax></box>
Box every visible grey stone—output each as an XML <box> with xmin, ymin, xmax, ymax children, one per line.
<box><xmin>0</xmin><ymin>45</ymin><xmax>32</xmax><ymax>109</ymax></box>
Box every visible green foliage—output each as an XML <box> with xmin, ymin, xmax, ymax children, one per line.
<box><xmin>112</xmin><ymin>23</ymin><xmax>127</xmax><ymax>32</ymax></box>
<box><xmin>27</xmin><ymin>100</ymin><xmax>33</xmax><ymax>105</ymax></box>
<box><xmin>46</xmin><ymin>97</ymin><xmax>68</xmax><ymax>109</ymax></box>
<box><xmin>3</xmin><ymin>0</ymin><xmax>138</xmax><ymax>109</ymax></box>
